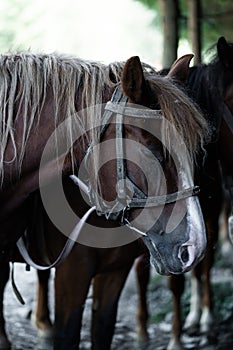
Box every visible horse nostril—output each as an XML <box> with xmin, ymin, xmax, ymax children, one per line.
<box><xmin>180</xmin><ymin>245</ymin><xmax>189</xmax><ymax>263</ymax></box>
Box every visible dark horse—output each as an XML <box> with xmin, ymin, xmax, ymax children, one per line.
<box><xmin>0</xmin><ymin>53</ymin><xmax>207</xmax><ymax>349</ymax></box>
<box><xmin>135</xmin><ymin>36</ymin><xmax>233</xmax><ymax>350</ymax></box>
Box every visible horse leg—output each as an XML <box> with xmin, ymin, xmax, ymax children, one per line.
<box><xmin>53</xmin><ymin>257</ymin><xmax>94</xmax><ymax>350</ymax></box>
<box><xmin>199</xmin><ymin>213</ymin><xmax>219</xmax><ymax>333</ymax></box>
<box><xmin>33</xmin><ymin>270</ymin><xmax>53</xmax><ymax>339</ymax></box>
<box><xmin>199</xmin><ymin>260</ymin><xmax>213</xmax><ymax>334</ymax></box>
<box><xmin>220</xmin><ymin>196</ymin><xmax>233</xmax><ymax>257</ymax></box>
<box><xmin>91</xmin><ymin>265</ymin><xmax>133</xmax><ymax>350</ymax></box>
<box><xmin>0</xmin><ymin>262</ymin><xmax>11</xmax><ymax>350</ymax></box>
<box><xmin>167</xmin><ymin>274</ymin><xmax>185</xmax><ymax>350</ymax></box>
<box><xmin>184</xmin><ymin>215</ymin><xmax>219</xmax><ymax>334</ymax></box>
<box><xmin>183</xmin><ymin>265</ymin><xmax>202</xmax><ymax>331</ymax></box>
<box><xmin>183</xmin><ymin>258</ymin><xmax>213</xmax><ymax>334</ymax></box>
<box><xmin>134</xmin><ymin>253</ymin><xmax>150</xmax><ymax>343</ymax></box>
<box><xmin>183</xmin><ymin>229</ymin><xmax>215</xmax><ymax>332</ymax></box>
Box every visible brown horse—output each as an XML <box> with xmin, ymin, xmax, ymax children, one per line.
<box><xmin>135</xmin><ymin>36</ymin><xmax>233</xmax><ymax>350</ymax></box>
<box><xmin>0</xmin><ymin>53</ymin><xmax>207</xmax><ymax>349</ymax></box>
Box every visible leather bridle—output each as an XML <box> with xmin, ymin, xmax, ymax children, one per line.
<box><xmin>86</xmin><ymin>84</ymin><xmax>200</xmax><ymax>227</ymax></box>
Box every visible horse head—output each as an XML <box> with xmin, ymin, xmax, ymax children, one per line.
<box><xmin>93</xmin><ymin>55</ymin><xmax>207</xmax><ymax>275</ymax></box>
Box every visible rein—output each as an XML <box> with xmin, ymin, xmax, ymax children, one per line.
<box><xmin>14</xmin><ymin>176</ymin><xmax>95</xmax><ymax>304</ymax></box>
<box><xmin>16</xmin><ymin>193</ymin><xmax>96</xmax><ymax>271</ymax></box>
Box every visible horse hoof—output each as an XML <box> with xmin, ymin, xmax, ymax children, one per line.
<box><xmin>38</xmin><ymin>327</ymin><xmax>54</xmax><ymax>339</ymax></box>
<box><xmin>134</xmin><ymin>338</ymin><xmax>150</xmax><ymax>350</ymax></box>
<box><xmin>136</xmin><ymin>328</ymin><xmax>150</xmax><ymax>344</ymax></box>
<box><xmin>36</xmin><ymin>336</ymin><xmax>53</xmax><ymax>350</ymax></box>
<box><xmin>30</xmin><ymin>311</ymin><xmax>54</xmax><ymax>340</ymax></box>
<box><xmin>37</xmin><ymin>326</ymin><xmax>54</xmax><ymax>350</ymax></box>
<box><xmin>200</xmin><ymin>307</ymin><xmax>213</xmax><ymax>333</ymax></box>
<box><xmin>167</xmin><ymin>338</ymin><xmax>184</xmax><ymax>350</ymax></box>
<box><xmin>183</xmin><ymin>311</ymin><xmax>200</xmax><ymax>330</ymax></box>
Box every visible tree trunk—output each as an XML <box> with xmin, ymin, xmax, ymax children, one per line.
<box><xmin>187</xmin><ymin>0</ymin><xmax>202</xmax><ymax>64</ymax></box>
<box><xmin>158</xmin><ymin>0</ymin><xmax>179</xmax><ymax>68</ymax></box>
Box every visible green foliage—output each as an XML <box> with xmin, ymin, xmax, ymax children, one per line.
<box><xmin>0</xmin><ymin>0</ymin><xmax>31</xmax><ymax>51</ymax></box>
<box><xmin>133</xmin><ymin>0</ymin><xmax>233</xmax><ymax>55</ymax></box>
<box><xmin>133</xmin><ymin>0</ymin><xmax>158</xmax><ymax>11</ymax></box>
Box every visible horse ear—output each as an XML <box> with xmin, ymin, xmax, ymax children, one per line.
<box><xmin>121</xmin><ymin>56</ymin><xmax>145</xmax><ymax>103</ymax></box>
<box><xmin>217</xmin><ymin>36</ymin><xmax>233</xmax><ymax>70</ymax></box>
<box><xmin>167</xmin><ymin>54</ymin><xmax>194</xmax><ymax>83</ymax></box>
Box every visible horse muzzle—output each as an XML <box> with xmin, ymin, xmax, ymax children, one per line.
<box><xmin>143</xmin><ymin>201</ymin><xmax>207</xmax><ymax>275</ymax></box>
<box><xmin>144</xmin><ymin>235</ymin><xmax>206</xmax><ymax>275</ymax></box>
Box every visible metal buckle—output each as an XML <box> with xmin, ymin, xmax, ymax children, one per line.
<box><xmin>120</xmin><ymin>205</ymin><xmax>130</xmax><ymax>225</ymax></box>
<box><xmin>192</xmin><ymin>186</ymin><xmax>200</xmax><ymax>196</ymax></box>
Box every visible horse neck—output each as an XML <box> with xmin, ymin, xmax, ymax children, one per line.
<box><xmin>193</xmin><ymin>61</ymin><xmax>233</xmax><ymax>177</ymax></box>
<box><xmin>188</xmin><ymin>65</ymin><xmax>223</xmax><ymax>144</ymax></box>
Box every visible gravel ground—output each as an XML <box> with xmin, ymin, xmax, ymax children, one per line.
<box><xmin>3</xmin><ymin>251</ymin><xmax>233</xmax><ymax>350</ymax></box>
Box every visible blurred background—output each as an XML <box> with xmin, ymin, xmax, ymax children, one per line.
<box><xmin>0</xmin><ymin>0</ymin><xmax>233</xmax><ymax>68</ymax></box>
<box><xmin>1</xmin><ymin>2</ymin><xmax>233</xmax><ymax>349</ymax></box>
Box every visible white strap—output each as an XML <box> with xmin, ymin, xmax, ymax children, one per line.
<box><xmin>105</xmin><ymin>101</ymin><xmax>163</xmax><ymax>119</ymax></box>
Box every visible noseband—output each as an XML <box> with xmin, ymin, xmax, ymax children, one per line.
<box><xmin>85</xmin><ymin>85</ymin><xmax>200</xmax><ymax>227</ymax></box>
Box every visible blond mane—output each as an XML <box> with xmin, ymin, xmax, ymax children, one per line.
<box><xmin>150</xmin><ymin>74</ymin><xmax>208</xmax><ymax>160</ymax></box>
<box><xmin>0</xmin><ymin>52</ymin><xmax>207</xmax><ymax>184</ymax></box>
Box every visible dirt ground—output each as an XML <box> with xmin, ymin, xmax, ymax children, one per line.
<box><xmin>3</xmin><ymin>247</ymin><xmax>233</xmax><ymax>350</ymax></box>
